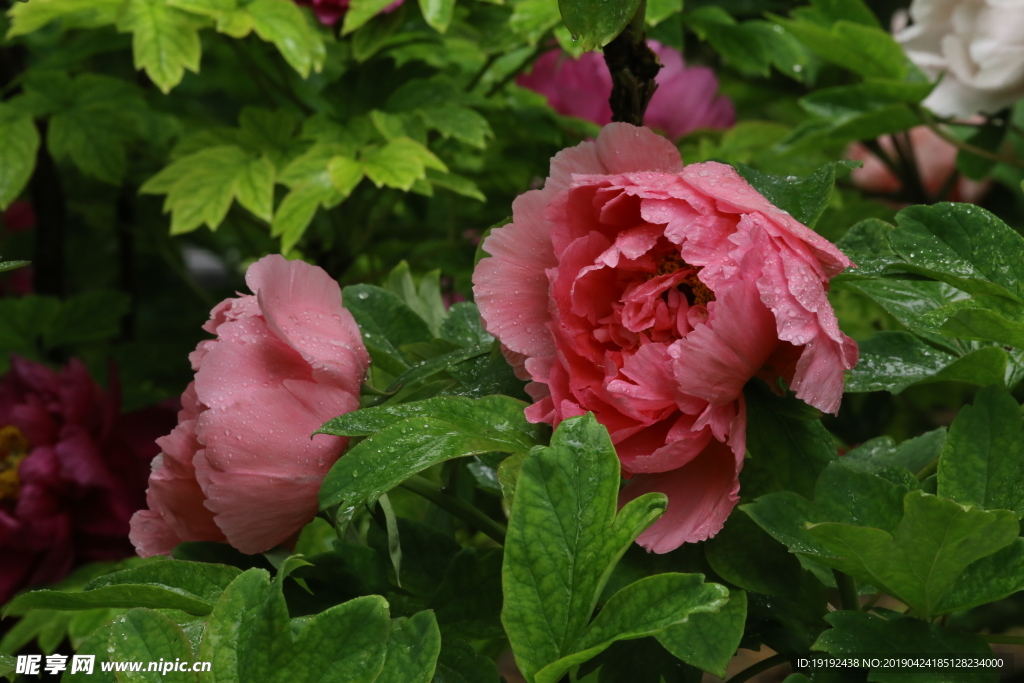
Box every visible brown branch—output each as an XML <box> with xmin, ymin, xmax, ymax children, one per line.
<box><xmin>602</xmin><ymin>0</ymin><xmax>661</xmax><ymax>126</ymax></box>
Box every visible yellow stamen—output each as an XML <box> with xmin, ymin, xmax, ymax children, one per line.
<box><xmin>653</xmin><ymin>254</ymin><xmax>715</xmax><ymax>305</ymax></box>
<box><xmin>0</xmin><ymin>425</ymin><xmax>30</xmax><ymax>501</ymax></box>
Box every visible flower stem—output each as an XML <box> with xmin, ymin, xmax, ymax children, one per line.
<box><xmin>918</xmin><ymin>107</ymin><xmax>1024</xmax><ymax>169</ymax></box>
<box><xmin>835</xmin><ymin>570</ymin><xmax>860</xmax><ymax>611</ymax></box>
<box><xmin>727</xmin><ymin>653</ymin><xmax>792</xmax><ymax>683</ymax></box>
<box><xmin>401</xmin><ymin>475</ymin><xmax>507</xmax><ymax>544</ymax></box>
<box><xmin>603</xmin><ymin>0</ymin><xmax>661</xmax><ymax>126</ymax></box>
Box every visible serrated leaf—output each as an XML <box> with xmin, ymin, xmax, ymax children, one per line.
<box><xmin>6</xmin><ymin>0</ymin><xmax>123</xmax><ymax>37</ymax></box>
<box><xmin>247</xmin><ymin>0</ymin><xmax>326</xmax><ymax>78</ymax></box>
<box><xmin>938</xmin><ymin>386</ymin><xmax>1024</xmax><ymax>518</ymax></box>
<box><xmin>43</xmin><ymin>290</ymin><xmax>129</xmax><ymax>348</ymax></box>
<box><xmin>326</xmin><ymin>156</ymin><xmax>364</xmax><ymax>196</ymax></box>
<box><xmin>363</xmin><ymin>137</ymin><xmax>447</xmax><ymax>191</ymax></box>
<box><xmin>419</xmin><ymin>106</ymin><xmax>491</xmax><ymax>148</ymax></box>
<box><xmin>141</xmin><ymin>146</ymin><xmax>275</xmax><ymax>234</ymax></box>
<box><xmin>118</xmin><ymin>0</ymin><xmax>203</xmax><ymax>94</ymax></box>
<box><xmin>501</xmin><ymin>414</ymin><xmax>668</xmax><ymax>683</ymax></box>
<box><xmin>0</xmin><ymin>109</ymin><xmax>39</xmax><ymax>209</ymax></box>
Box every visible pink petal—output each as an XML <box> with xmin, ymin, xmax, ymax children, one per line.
<box><xmin>474</xmin><ymin>191</ymin><xmax>559</xmax><ymax>360</ymax></box>
<box><xmin>193</xmin><ymin>381</ymin><xmax>356</xmax><ymax>554</ymax></box>
<box><xmin>670</xmin><ymin>280</ymin><xmax>779</xmax><ymax>405</ymax></box>
<box><xmin>620</xmin><ymin>439</ymin><xmax>742</xmax><ymax>552</ymax></box>
<box><xmin>247</xmin><ymin>254</ymin><xmax>369</xmax><ymax>393</ymax></box>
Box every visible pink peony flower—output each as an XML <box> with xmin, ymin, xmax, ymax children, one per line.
<box><xmin>129</xmin><ymin>255</ymin><xmax>369</xmax><ymax>557</ymax></box>
<box><xmin>848</xmin><ymin>126</ymin><xmax>989</xmax><ymax>203</ymax></box>
<box><xmin>294</xmin><ymin>0</ymin><xmax>403</xmax><ymax>26</ymax></box>
<box><xmin>517</xmin><ymin>41</ymin><xmax>735</xmax><ymax>140</ymax></box>
<box><xmin>0</xmin><ymin>358</ymin><xmax>175</xmax><ymax>603</ymax></box>
<box><xmin>473</xmin><ymin>124</ymin><xmax>857</xmax><ymax>553</ymax></box>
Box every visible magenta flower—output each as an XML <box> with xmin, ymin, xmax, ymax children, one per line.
<box><xmin>130</xmin><ymin>255</ymin><xmax>369</xmax><ymax>557</ymax></box>
<box><xmin>472</xmin><ymin>124</ymin><xmax>857</xmax><ymax>553</ymax></box>
<box><xmin>0</xmin><ymin>358</ymin><xmax>174</xmax><ymax>603</ymax></box>
<box><xmin>517</xmin><ymin>41</ymin><xmax>735</xmax><ymax>140</ymax></box>
<box><xmin>294</xmin><ymin>0</ymin><xmax>403</xmax><ymax>26</ymax></box>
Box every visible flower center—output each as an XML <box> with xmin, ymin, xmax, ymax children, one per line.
<box><xmin>655</xmin><ymin>253</ymin><xmax>715</xmax><ymax>306</ymax></box>
<box><xmin>0</xmin><ymin>425</ymin><xmax>30</xmax><ymax>502</ymax></box>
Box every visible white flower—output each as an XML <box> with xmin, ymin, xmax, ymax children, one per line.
<box><xmin>896</xmin><ymin>0</ymin><xmax>1024</xmax><ymax>117</ymax></box>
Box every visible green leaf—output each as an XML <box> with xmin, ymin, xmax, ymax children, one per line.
<box><xmin>42</xmin><ymin>290</ymin><xmax>129</xmax><ymax>349</ymax></box>
<box><xmin>734</xmin><ymin>161</ymin><xmax>853</xmax><ymax>228</ymax></box>
<box><xmin>843</xmin><ymin>428</ymin><xmax>946</xmax><ymax>475</ymax></box>
<box><xmin>6</xmin><ymin>0</ymin><xmax>124</xmax><ymax>37</ymax></box>
<box><xmin>741</xmin><ymin>382</ymin><xmax>836</xmax><ymax>499</ymax></box>
<box><xmin>810</xmin><ymin>0</ymin><xmax>879</xmax><ymax>27</ymax></box>
<box><xmin>271</xmin><ymin>143</ymin><xmax>348</xmax><ymax>250</ymax></box>
<box><xmin>384</xmin><ymin>261</ymin><xmax>446</xmax><ymax>337</ymax></box>
<box><xmin>813</xmin><ymin>611</ymin><xmax>994</xmax><ymax>683</ymax></box>
<box><xmin>933</xmin><ymin>295</ymin><xmax>1024</xmax><ymax>348</ymax></box>
<box><xmin>341</xmin><ymin>0</ymin><xmax>396</xmax><ymax>34</ymax></box>
<box><xmin>427</xmin><ymin>170</ymin><xmax>485</xmax><ymax>201</ymax></box>
<box><xmin>340</xmin><ymin>284</ymin><xmax>434</xmax><ymax>375</ymax></box>
<box><xmin>375</xmin><ymin>612</ymin><xmax>441</xmax><ymax>683</ymax></box>
<box><xmin>938</xmin><ymin>386</ymin><xmax>1024</xmax><ymax>518</ymax></box>
<box><xmin>0</xmin><ymin>654</ymin><xmax>13</xmax><ymax>681</ymax></box>
<box><xmin>2</xmin><ymin>585</ymin><xmax>214</xmax><ymax>617</ymax></box>
<box><xmin>846</xmin><ymin>332</ymin><xmax>1012</xmax><ymax>393</ymax></box>
<box><xmin>534</xmin><ymin>574</ymin><xmax>728</xmax><ymax>683</ymax></box>
<box><xmin>419</xmin><ymin>106</ymin><xmax>492</xmax><ymax>148</ymax></box>
<box><xmin>557</xmin><ymin>0</ymin><xmax>640</xmax><ymax>51</ymax></box>
<box><xmin>685</xmin><ymin>8</ymin><xmax>770</xmax><ymax>76</ymax></box>
<box><xmin>656</xmin><ymin>590</ymin><xmax>746</xmax><ymax>678</ymax></box>
<box><xmin>105</xmin><ymin>609</ymin><xmax>197</xmax><ymax>682</ymax></box>
<box><xmin>363</xmin><ymin>137</ymin><xmax>447</xmax><ymax>191</ymax></box>
<box><xmin>44</xmin><ymin>74</ymin><xmax>149</xmax><ymax>184</ymax></box>
<box><xmin>317</xmin><ymin>395</ymin><xmax>545</xmax><ymax>518</ymax></box>
<box><xmin>645</xmin><ymin>0</ymin><xmax>681</xmax><ymax>26</ymax></box>
<box><xmin>117</xmin><ymin>0</ymin><xmax>203</xmax><ymax>94</ymax></box>
<box><xmin>417</xmin><ymin>0</ymin><xmax>454</xmax><ymax>32</ymax></box>
<box><xmin>705</xmin><ymin>514</ymin><xmax>805</xmax><ymax>597</ymax></box>
<box><xmin>432</xmin><ymin>637</ymin><xmax>501</xmax><ymax>683</ymax></box>
<box><xmin>84</xmin><ymin>560</ymin><xmax>242</xmax><ymax>604</ymax></box>
<box><xmin>0</xmin><ymin>258</ymin><xmax>30</xmax><ymax>274</ymax></box>
<box><xmin>440</xmin><ymin>303</ymin><xmax>493</xmax><ymax>348</ymax></box>
<box><xmin>0</xmin><ymin>108</ymin><xmax>39</xmax><ymax>209</ymax></box>
<box><xmin>578</xmin><ymin>637</ymin><xmax>700</xmax><ymax>683</ymax></box>
<box><xmin>807</xmin><ymin>491</ymin><xmax>1018</xmax><ymax>619</ymax></box>
<box><xmin>198</xmin><ymin>569</ymin><xmax>392</xmax><ymax>683</ymax></box>
<box><xmin>141</xmin><ymin>146</ymin><xmax>275</xmax><ymax>234</ymax></box>
<box><xmin>890</xmin><ymin>203</ymin><xmax>1024</xmax><ymax>301</ymax></box>
<box><xmin>501</xmin><ymin>414</ymin><xmax>667</xmax><ymax>683</ymax></box>
<box><xmin>327</xmin><ymin>156</ymin><xmax>364</xmax><ymax>196</ymax></box>
<box><xmin>936</xmin><ymin>537</ymin><xmax>1024</xmax><ymax>614</ymax></box>
<box><xmin>429</xmin><ymin>548</ymin><xmax>504</xmax><ymax>639</ymax></box>
<box><xmin>247</xmin><ymin>0</ymin><xmax>326</xmax><ymax>78</ymax></box>
<box><xmin>774</xmin><ymin>18</ymin><xmax>907</xmax><ymax>80</ymax></box>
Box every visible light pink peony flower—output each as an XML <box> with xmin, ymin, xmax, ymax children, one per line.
<box><xmin>517</xmin><ymin>41</ymin><xmax>735</xmax><ymax>140</ymax></box>
<box><xmin>129</xmin><ymin>255</ymin><xmax>369</xmax><ymax>557</ymax></box>
<box><xmin>294</xmin><ymin>0</ymin><xmax>403</xmax><ymax>26</ymax></box>
<box><xmin>848</xmin><ymin>125</ymin><xmax>989</xmax><ymax>203</ymax></box>
<box><xmin>473</xmin><ymin>124</ymin><xmax>857</xmax><ymax>553</ymax></box>
<box><xmin>0</xmin><ymin>357</ymin><xmax>175</xmax><ymax>603</ymax></box>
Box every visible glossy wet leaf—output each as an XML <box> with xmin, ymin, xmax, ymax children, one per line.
<box><xmin>735</xmin><ymin>161</ymin><xmax>855</xmax><ymax>228</ymax></box>
<box><xmin>501</xmin><ymin>414</ymin><xmax>668</xmax><ymax>683</ymax></box>
<box><xmin>318</xmin><ymin>395</ymin><xmax>544</xmax><ymax>519</ymax></box>
<box><xmin>938</xmin><ymin>386</ymin><xmax>1024</xmax><ymax>518</ymax></box>
<box><xmin>558</xmin><ymin>0</ymin><xmax>640</xmax><ymax>51</ymax></box>
<box><xmin>341</xmin><ymin>284</ymin><xmax>434</xmax><ymax>375</ymax></box>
